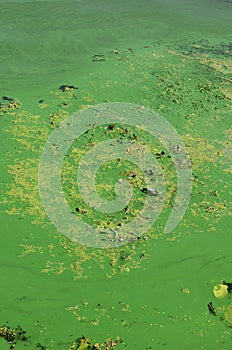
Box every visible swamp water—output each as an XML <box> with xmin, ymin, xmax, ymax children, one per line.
<box><xmin>0</xmin><ymin>0</ymin><xmax>231</xmax><ymax>349</ymax></box>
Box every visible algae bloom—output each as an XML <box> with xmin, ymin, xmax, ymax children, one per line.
<box><xmin>225</xmin><ymin>304</ymin><xmax>232</xmax><ymax>324</ymax></box>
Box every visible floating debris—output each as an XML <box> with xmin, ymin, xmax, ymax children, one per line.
<box><xmin>177</xmin><ymin>40</ymin><xmax>232</xmax><ymax>57</ymax></box>
<box><xmin>36</xmin><ymin>343</ymin><xmax>47</xmax><ymax>350</ymax></box>
<box><xmin>207</xmin><ymin>302</ymin><xmax>216</xmax><ymax>316</ymax></box>
<box><xmin>0</xmin><ymin>96</ymin><xmax>21</xmax><ymax>112</ymax></box>
<box><xmin>181</xmin><ymin>288</ymin><xmax>190</xmax><ymax>294</ymax></box>
<box><xmin>107</xmin><ymin>123</ymin><xmax>115</xmax><ymax>130</ymax></box>
<box><xmin>109</xmin><ymin>49</ymin><xmax>120</xmax><ymax>55</ymax></box>
<box><xmin>92</xmin><ymin>54</ymin><xmax>106</xmax><ymax>62</ymax></box>
<box><xmin>2</xmin><ymin>96</ymin><xmax>14</xmax><ymax>102</ymax></box>
<box><xmin>68</xmin><ymin>336</ymin><xmax>91</xmax><ymax>350</ymax></box>
<box><xmin>0</xmin><ymin>325</ymin><xmax>27</xmax><ymax>349</ymax></box>
<box><xmin>141</xmin><ymin>187</ymin><xmax>159</xmax><ymax>196</ymax></box>
<box><xmin>222</xmin><ymin>280</ymin><xmax>232</xmax><ymax>293</ymax></box>
<box><xmin>95</xmin><ymin>337</ymin><xmax>122</xmax><ymax>349</ymax></box>
<box><xmin>59</xmin><ymin>85</ymin><xmax>77</xmax><ymax>92</ymax></box>
<box><xmin>68</xmin><ymin>336</ymin><xmax>122</xmax><ymax>349</ymax></box>
<box><xmin>213</xmin><ymin>284</ymin><xmax>228</xmax><ymax>298</ymax></box>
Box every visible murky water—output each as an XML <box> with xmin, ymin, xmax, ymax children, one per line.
<box><xmin>0</xmin><ymin>0</ymin><xmax>231</xmax><ymax>349</ymax></box>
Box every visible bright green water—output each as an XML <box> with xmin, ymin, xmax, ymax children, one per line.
<box><xmin>0</xmin><ymin>0</ymin><xmax>232</xmax><ymax>349</ymax></box>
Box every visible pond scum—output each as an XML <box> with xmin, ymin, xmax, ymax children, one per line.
<box><xmin>1</xmin><ymin>39</ymin><xmax>231</xmax><ymax>280</ymax></box>
<box><xmin>0</xmin><ymin>39</ymin><xmax>231</xmax><ymax>348</ymax></box>
<box><xmin>0</xmin><ymin>323</ymin><xmax>122</xmax><ymax>349</ymax></box>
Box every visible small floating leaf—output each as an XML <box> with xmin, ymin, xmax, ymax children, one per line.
<box><xmin>213</xmin><ymin>284</ymin><xmax>228</xmax><ymax>298</ymax></box>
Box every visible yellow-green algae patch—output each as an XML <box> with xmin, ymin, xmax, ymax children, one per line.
<box><xmin>225</xmin><ymin>304</ymin><xmax>232</xmax><ymax>325</ymax></box>
<box><xmin>1</xmin><ymin>40</ymin><xmax>231</xmax><ymax>280</ymax></box>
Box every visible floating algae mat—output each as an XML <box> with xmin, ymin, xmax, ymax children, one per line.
<box><xmin>0</xmin><ymin>0</ymin><xmax>232</xmax><ymax>349</ymax></box>
<box><xmin>225</xmin><ymin>304</ymin><xmax>232</xmax><ymax>325</ymax></box>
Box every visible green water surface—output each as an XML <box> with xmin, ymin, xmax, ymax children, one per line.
<box><xmin>0</xmin><ymin>0</ymin><xmax>232</xmax><ymax>349</ymax></box>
